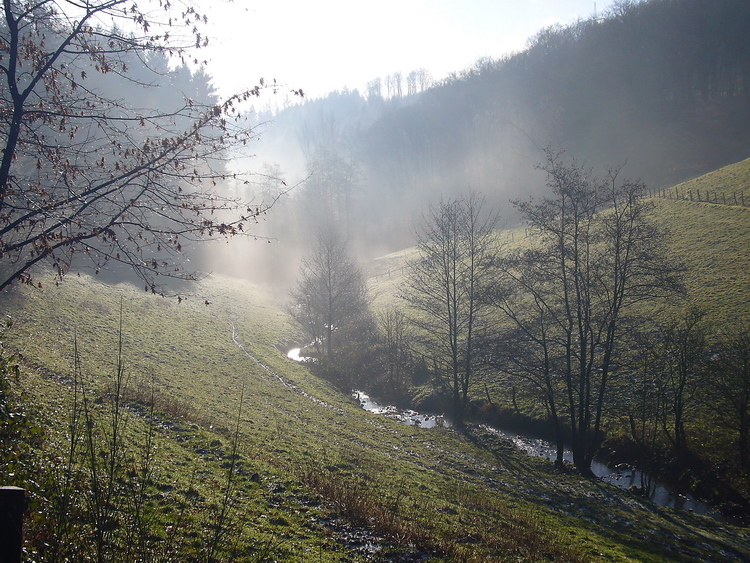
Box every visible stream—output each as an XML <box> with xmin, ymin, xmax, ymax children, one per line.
<box><xmin>352</xmin><ymin>388</ymin><xmax>727</xmax><ymax>521</ymax></box>
<box><xmin>287</xmin><ymin>348</ymin><xmax>725</xmax><ymax>521</ymax></box>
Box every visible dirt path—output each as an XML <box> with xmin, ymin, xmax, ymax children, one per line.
<box><xmin>230</xmin><ymin>323</ymin><xmax>341</xmax><ymax>413</ymax></box>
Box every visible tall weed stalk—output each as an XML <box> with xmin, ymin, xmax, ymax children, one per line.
<box><xmin>205</xmin><ymin>384</ymin><xmax>245</xmax><ymax>561</ymax></box>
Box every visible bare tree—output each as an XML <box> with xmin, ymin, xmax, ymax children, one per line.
<box><xmin>406</xmin><ymin>71</ymin><xmax>418</xmax><ymax>97</ymax></box>
<box><xmin>289</xmin><ymin>228</ymin><xmax>371</xmax><ymax>367</ymax></box>
<box><xmin>482</xmin><ymin>261</ymin><xmax>568</xmax><ymax>464</ymax></box>
<box><xmin>392</xmin><ymin>71</ymin><xmax>402</xmax><ymax>98</ymax></box>
<box><xmin>651</xmin><ymin>308</ymin><xmax>708</xmax><ymax>455</ymax></box>
<box><xmin>415</xmin><ymin>68</ymin><xmax>433</xmax><ymax>92</ymax></box>
<box><xmin>488</xmin><ymin>149</ymin><xmax>682</xmax><ymax>474</ymax></box>
<box><xmin>622</xmin><ymin>331</ymin><xmax>664</xmax><ymax>494</ymax></box>
<box><xmin>376</xmin><ymin>306</ymin><xmax>411</xmax><ymax>401</ymax></box>
<box><xmin>0</xmin><ymin>0</ymin><xmax>290</xmax><ymax>292</ymax></box>
<box><xmin>404</xmin><ymin>191</ymin><xmax>498</xmax><ymax>426</ymax></box>
<box><xmin>301</xmin><ymin>146</ymin><xmax>359</xmax><ymax>238</ymax></box>
<box><xmin>366</xmin><ymin>77</ymin><xmax>382</xmax><ymax>100</ymax></box>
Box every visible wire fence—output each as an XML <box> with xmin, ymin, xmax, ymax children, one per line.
<box><xmin>651</xmin><ymin>186</ymin><xmax>749</xmax><ymax>207</ymax></box>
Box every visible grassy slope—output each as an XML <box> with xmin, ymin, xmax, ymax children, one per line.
<box><xmin>3</xmin><ymin>158</ymin><xmax>750</xmax><ymax>561</ymax></box>
<box><xmin>2</xmin><ymin>278</ymin><xmax>748</xmax><ymax>560</ymax></box>
<box><xmin>662</xmin><ymin>156</ymin><xmax>750</xmax><ymax>208</ymax></box>
<box><xmin>653</xmin><ymin>201</ymin><xmax>750</xmax><ymax>325</ymax></box>
<box><xmin>646</xmin><ymin>156</ymin><xmax>750</xmax><ymax>325</ymax></box>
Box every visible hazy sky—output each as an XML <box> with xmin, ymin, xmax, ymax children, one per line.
<box><xmin>203</xmin><ymin>0</ymin><xmax>615</xmax><ymax>100</ymax></box>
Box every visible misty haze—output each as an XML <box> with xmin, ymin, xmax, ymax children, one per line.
<box><xmin>1</xmin><ymin>0</ymin><xmax>749</xmax><ymax>561</ymax></box>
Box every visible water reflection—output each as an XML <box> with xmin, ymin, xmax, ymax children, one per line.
<box><xmin>480</xmin><ymin>425</ymin><xmax>722</xmax><ymax>518</ymax></box>
<box><xmin>287</xmin><ymin>347</ymin><xmax>308</xmax><ymax>362</ymax></box>
<box><xmin>352</xmin><ymin>388</ymin><xmax>724</xmax><ymax>520</ymax></box>
<box><xmin>353</xmin><ymin>390</ymin><xmax>451</xmax><ymax>429</ymax></box>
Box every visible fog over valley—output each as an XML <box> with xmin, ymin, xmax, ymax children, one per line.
<box><xmin>198</xmin><ymin>0</ymin><xmax>750</xmax><ymax>287</ymax></box>
<box><xmin>2</xmin><ymin>1</ymin><xmax>750</xmax><ymax>561</ymax></box>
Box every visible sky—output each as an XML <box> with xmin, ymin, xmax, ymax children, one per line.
<box><xmin>201</xmin><ymin>0</ymin><xmax>616</xmax><ymax>101</ymax></box>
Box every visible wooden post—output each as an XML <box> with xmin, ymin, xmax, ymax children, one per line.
<box><xmin>0</xmin><ymin>486</ymin><xmax>25</xmax><ymax>563</ymax></box>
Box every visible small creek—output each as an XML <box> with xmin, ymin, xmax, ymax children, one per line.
<box><xmin>287</xmin><ymin>348</ymin><xmax>725</xmax><ymax>521</ymax></box>
<box><xmin>286</xmin><ymin>347</ymin><xmax>309</xmax><ymax>362</ymax></box>
<box><xmin>352</xmin><ymin>389</ymin><xmax>726</xmax><ymax>521</ymax></box>
<box><xmin>353</xmin><ymin>390</ymin><xmax>451</xmax><ymax>429</ymax></box>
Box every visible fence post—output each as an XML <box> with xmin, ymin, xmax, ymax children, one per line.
<box><xmin>0</xmin><ymin>486</ymin><xmax>24</xmax><ymax>563</ymax></box>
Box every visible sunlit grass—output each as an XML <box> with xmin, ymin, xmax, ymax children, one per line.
<box><xmin>4</xmin><ymin>156</ymin><xmax>750</xmax><ymax>560</ymax></box>
<box><xmin>650</xmin><ymin>198</ymin><xmax>750</xmax><ymax>324</ymax></box>
<box><xmin>2</xmin><ymin>265</ymin><xmax>748</xmax><ymax>561</ymax></box>
<box><xmin>661</xmin><ymin>156</ymin><xmax>750</xmax><ymax>206</ymax></box>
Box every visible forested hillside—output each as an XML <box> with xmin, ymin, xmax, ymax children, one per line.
<box><xmin>244</xmin><ymin>0</ymin><xmax>750</xmax><ymax>266</ymax></box>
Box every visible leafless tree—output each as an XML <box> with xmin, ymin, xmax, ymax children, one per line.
<box><xmin>406</xmin><ymin>71</ymin><xmax>417</xmax><ymax>97</ymax></box>
<box><xmin>488</xmin><ymin>149</ymin><xmax>682</xmax><ymax>473</ymax></box>
<box><xmin>392</xmin><ymin>71</ymin><xmax>402</xmax><ymax>98</ymax></box>
<box><xmin>404</xmin><ymin>191</ymin><xmax>498</xmax><ymax>426</ymax></box>
<box><xmin>301</xmin><ymin>146</ymin><xmax>359</xmax><ymax>238</ymax></box>
<box><xmin>376</xmin><ymin>306</ymin><xmax>411</xmax><ymax>400</ymax></box>
<box><xmin>651</xmin><ymin>308</ymin><xmax>708</xmax><ymax>455</ymax></box>
<box><xmin>366</xmin><ymin>77</ymin><xmax>382</xmax><ymax>100</ymax></box>
<box><xmin>289</xmin><ymin>228</ymin><xmax>371</xmax><ymax>364</ymax></box>
<box><xmin>711</xmin><ymin>321</ymin><xmax>750</xmax><ymax>468</ymax></box>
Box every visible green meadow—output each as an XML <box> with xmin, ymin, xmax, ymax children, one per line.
<box><xmin>2</xmin><ymin>159</ymin><xmax>750</xmax><ymax>561</ymax></box>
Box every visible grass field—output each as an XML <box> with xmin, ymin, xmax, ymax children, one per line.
<box><xmin>2</xmin><ymin>160</ymin><xmax>750</xmax><ymax>561</ymax></box>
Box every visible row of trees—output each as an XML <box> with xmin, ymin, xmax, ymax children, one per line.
<box><xmin>365</xmin><ymin>69</ymin><xmax>433</xmax><ymax>100</ymax></box>
<box><xmin>401</xmin><ymin>150</ymin><xmax>684</xmax><ymax>473</ymax></box>
<box><xmin>289</xmin><ymin>150</ymin><xmax>749</xmax><ymax>482</ymax></box>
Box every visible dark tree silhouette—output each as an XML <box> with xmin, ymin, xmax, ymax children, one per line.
<box><xmin>404</xmin><ymin>191</ymin><xmax>498</xmax><ymax>426</ymax></box>
<box><xmin>712</xmin><ymin>322</ymin><xmax>750</xmax><ymax>468</ymax></box>
<box><xmin>488</xmin><ymin>150</ymin><xmax>682</xmax><ymax>473</ymax></box>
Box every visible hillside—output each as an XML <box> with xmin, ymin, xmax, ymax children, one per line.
<box><xmin>654</xmin><ymin>163</ymin><xmax>750</xmax><ymax>324</ymax></box>
<box><xmin>2</xmin><ymin>158</ymin><xmax>750</xmax><ymax>560</ymax></box>
<box><xmin>246</xmin><ymin>0</ymin><xmax>750</xmax><ymax>263</ymax></box>
<box><xmin>369</xmin><ymin>157</ymin><xmax>750</xmax><ymax>323</ymax></box>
